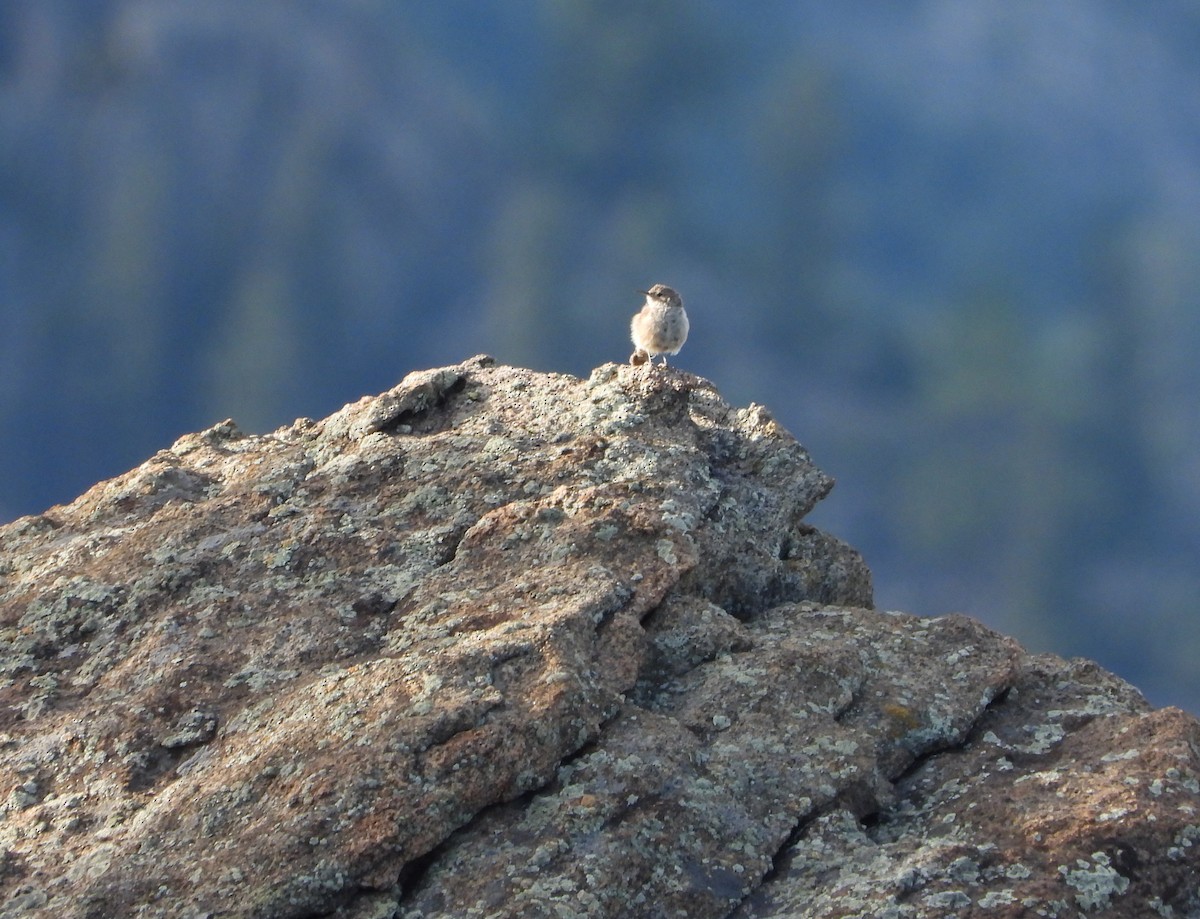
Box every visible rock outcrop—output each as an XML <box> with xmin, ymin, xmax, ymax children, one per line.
<box><xmin>0</xmin><ymin>356</ymin><xmax>1196</xmax><ymax>919</ymax></box>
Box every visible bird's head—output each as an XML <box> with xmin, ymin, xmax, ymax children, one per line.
<box><xmin>640</xmin><ymin>284</ymin><xmax>683</xmax><ymax>308</ymax></box>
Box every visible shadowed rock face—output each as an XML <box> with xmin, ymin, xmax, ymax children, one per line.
<box><xmin>0</xmin><ymin>357</ymin><xmax>1195</xmax><ymax>919</ymax></box>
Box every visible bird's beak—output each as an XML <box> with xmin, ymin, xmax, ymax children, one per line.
<box><xmin>638</xmin><ymin>290</ymin><xmax>651</xmax><ymax>296</ymax></box>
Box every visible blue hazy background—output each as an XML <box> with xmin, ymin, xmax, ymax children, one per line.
<box><xmin>2</xmin><ymin>2</ymin><xmax>1198</xmax><ymax>713</ymax></box>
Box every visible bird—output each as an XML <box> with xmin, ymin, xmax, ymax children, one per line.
<box><xmin>629</xmin><ymin>284</ymin><xmax>688</xmax><ymax>368</ymax></box>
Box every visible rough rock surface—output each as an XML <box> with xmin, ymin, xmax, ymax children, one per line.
<box><xmin>0</xmin><ymin>356</ymin><xmax>1196</xmax><ymax>919</ymax></box>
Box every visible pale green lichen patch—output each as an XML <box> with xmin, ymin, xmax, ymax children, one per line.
<box><xmin>1058</xmin><ymin>851</ymin><xmax>1130</xmax><ymax>910</ymax></box>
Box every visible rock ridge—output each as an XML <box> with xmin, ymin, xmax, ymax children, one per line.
<box><xmin>0</xmin><ymin>356</ymin><xmax>1195</xmax><ymax>918</ymax></box>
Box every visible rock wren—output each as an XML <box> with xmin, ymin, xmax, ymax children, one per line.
<box><xmin>629</xmin><ymin>284</ymin><xmax>688</xmax><ymax>367</ymax></box>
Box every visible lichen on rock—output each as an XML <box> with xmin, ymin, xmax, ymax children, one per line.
<box><xmin>0</xmin><ymin>357</ymin><xmax>1196</xmax><ymax>918</ymax></box>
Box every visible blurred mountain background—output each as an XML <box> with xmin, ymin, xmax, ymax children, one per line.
<box><xmin>2</xmin><ymin>1</ymin><xmax>1197</xmax><ymax>712</ymax></box>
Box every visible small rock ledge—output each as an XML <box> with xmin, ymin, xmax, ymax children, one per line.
<box><xmin>0</xmin><ymin>357</ymin><xmax>1196</xmax><ymax>918</ymax></box>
